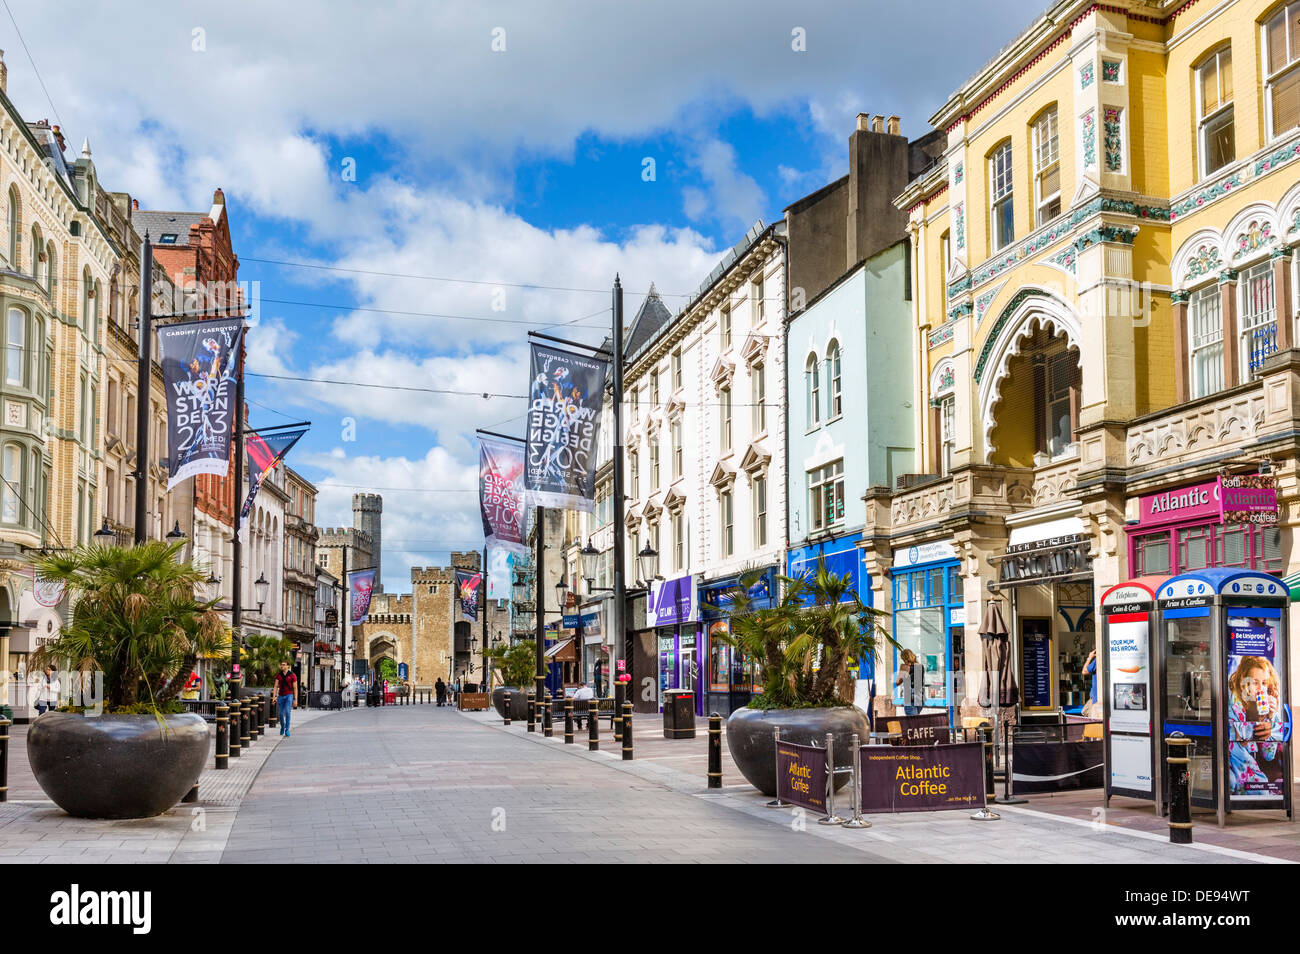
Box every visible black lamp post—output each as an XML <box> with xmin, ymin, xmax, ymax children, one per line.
<box><xmin>636</xmin><ymin>541</ymin><xmax>659</xmax><ymax>587</ymax></box>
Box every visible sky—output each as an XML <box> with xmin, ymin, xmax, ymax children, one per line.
<box><xmin>2</xmin><ymin>0</ymin><xmax>1047</xmax><ymax>592</ymax></box>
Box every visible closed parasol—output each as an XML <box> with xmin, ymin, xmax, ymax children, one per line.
<box><xmin>979</xmin><ymin>598</ymin><xmax>1018</xmax><ymax>708</ymax></box>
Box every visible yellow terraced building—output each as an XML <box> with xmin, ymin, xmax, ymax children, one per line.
<box><xmin>874</xmin><ymin>0</ymin><xmax>1300</xmax><ymax>718</ymax></box>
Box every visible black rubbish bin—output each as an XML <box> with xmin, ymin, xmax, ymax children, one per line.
<box><xmin>662</xmin><ymin>689</ymin><xmax>696</xmax><ymax>740</ymax></box>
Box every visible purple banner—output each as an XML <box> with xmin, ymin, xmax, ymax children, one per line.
<box><xmin>348</xmin><ymin>569</ymin><xmax>376</xmax><ymax>626</ymax></box>
<box><xmin>887</xmin><ymin>713</ymin><xmax>952</xmax><ymax>746</ymax></box>
<box><xmin>859</xmin><ymin>742</ymin><xmax>986</xmax><ymax>813</ymax></box>
<box><xmin>158</xmin><ymin>318</ymin><xmax>244</xmax><ymax>490</ymax></box>
<box><xmin>646</xmin><ymin>575</ymin><xmax>697</xmax><ymax>627</ymax></box>
<box><xmin>479</xmin><ymin>436</ymin><xmax>526</xmax><ymax>555</ymax></box>
<box><xmin>776</xmin><ymin>741</ymin><xmax>827</xmax><ymax>814</ymax></box>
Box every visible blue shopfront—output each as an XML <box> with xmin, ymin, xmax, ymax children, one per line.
<box><xmin>698</xmin><ymin>567</ymin><xmax>778</xmax><ymax>718</ymax></box>
<box><xmin>888</xmin><ymin>539</ymin><xmax>965</xmax><ymax>727</ymax></box>
<box><xmin>787</xmin><ymin>532</ymin><xmax>874</xmax><ymax>680</ymax></box>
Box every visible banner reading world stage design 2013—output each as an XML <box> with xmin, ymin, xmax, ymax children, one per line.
<box><xmin>158</xmin><ymin>318</ymin><xmax>244</xmax><ymax>490</ymax></box>
<box><xmin>479</xmin><ymin>435</ymin><xmax>526</xmax><ymax>555</ymax></box>
<box><xmin>524</xmin><ymin>344</ymin><xmax>608</xmax><ymax>512</ymax></box>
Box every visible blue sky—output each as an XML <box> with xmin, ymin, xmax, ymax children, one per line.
<box><xmin>3</xmin><ymin>0</ymin><xmax>1047</xmax><ymax>590</ymax></box>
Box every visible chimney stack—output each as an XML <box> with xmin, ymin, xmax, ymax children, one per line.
<box><xmin>871</xmin><ymin>115</ymin><xmax>884</xmax><ymax>132</ymax></box>
<box><xmin>213</xmin><ymin>187</ymin><xmax>225</xmax><ymax>205</ymax></box>
<box><xmin>0</xmin><ymin>51</ymin><xmax>7</xmax><ymax>95</ymax></box>
<box><xmin>887</xmin><ymin>115</ymin><xmax>901</xmax><ymax>136</ymax></box>
<box><xmin>856</xmin><ymin>113</ymin><xmax>872</xmax><ymax>132</ymax></box>
<box><xmin>132</xmin><ymin>198</ymin><xmax>139</xmax><ymax>211</ymax></box>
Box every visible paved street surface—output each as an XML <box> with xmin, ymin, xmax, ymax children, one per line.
<box><xmin>2</xmin><ymin>703</ymin><xmax>1293</xmax><ymax>863</ymax></box>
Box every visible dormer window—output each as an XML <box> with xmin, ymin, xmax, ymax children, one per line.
<box><xmin>159</xmin><ymin>234</ymin><xmax>179</xmax><ymax>245</ymax></box>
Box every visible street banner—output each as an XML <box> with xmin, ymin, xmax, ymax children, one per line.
<box><xmin>158</xmin><ymin>317</ymin><xmax>244</xmax><ymax>490</ymax></box>
<box><xmin>859</xmin><ymin>742</ymin><xmax>985</xmax><ymax>812</ymax></box>
<box><xmin>348</xmin><ymin>569</ymin><xmax>376</xmax><ymax>626</ymax></box>
<box><xmin>487</xmin><ymin>549</ymin><xmax>513</xmax><ymax>600</ymax></box>
<box><xmin>888</xmin><ymin>712</ymin><xmax>952</xmax><ymax>745</ymax></box>
<box><xmin>524</xmin><ymin>343</ymin><xmax>608</xmax><ymax>512</ymax></box>
<box><xmin>776</xmin><ymin>740</ymin><xmax>828</xmax><ymax>815</ymax></box>
<box><xmin>239</xmin><ymin>427</ymin><xmax>307</xmax><ymax>529</ymax></box>
<box><xmin>456</xmin><ymin>569</ymin><xmax>482</xmax><ymax>622</ymax></box>
<box><xmin>479</xmin><ymin>435</ymin><xmax>527</xmax><ymax>554</ymax></box>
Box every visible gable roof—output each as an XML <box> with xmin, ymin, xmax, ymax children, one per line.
<box><xmin>135</xmin><ymin>210</ymin><xmax>206</xmax><ymax>246</ymax></box>
<box><xmin>624</xmin><ymin>284</ymin><xmax>672</xmax><ymax>357</ymax></box>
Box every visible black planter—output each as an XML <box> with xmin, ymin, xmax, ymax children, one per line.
<box><xmin>726</xmin><ymin>706</ymin><xmax>870</xmax><ymax>797</ymax></box>
<box><xmin>492</xmin><ymin>687</ymin><xmax>530</xmax><ymax>721</ymax></box>
<box><xmin>27</xmin><ymin>712</ymin><xmax>210</xmax><ymax>819</ymax></box>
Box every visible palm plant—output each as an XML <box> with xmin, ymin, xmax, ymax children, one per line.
<box><xmin>720</xmin><ymin>562</ymin><xmax>893</xmax><ymax>709</ymax></box>
<box><xmin>485</xmin><ymin>640</ymin><xmax>537</xmax><ymax>688</ymax></box>
<box><xmin>31</xmin><ymin>541</ymin><xmax>226</xmax><ymax>711</ymax></box>
<box><xmin>240</xmin><ymin>633</ymin><xmax>295</xmax><ymax>688</ymax></box>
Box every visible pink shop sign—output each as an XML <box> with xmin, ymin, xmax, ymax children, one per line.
<box><xmin>1137</xmin><ymin>480</ymin><xmax>1220</xmax><ymax>528</ymax></box>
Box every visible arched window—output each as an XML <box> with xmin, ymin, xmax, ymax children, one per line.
<box><xmin>45</xmin><ymin>241</ymin><xmax>56</xmax><ymax>295</ymax></box>
<box><xmin>91</xmin><ymin>279</ymin><xmax>102</xmax><ymax>344</ymax></box>
<box><xmin>6</xmin><ymin>186</ymin><xmax>19</xmax><ymax>266</ymax></box>
<box><xmin>827</xmin><ymin>340</ymin><xmax>842</xmax><ymax>419</ymax></box>
<box><xmin>6</xmin><ymin>307</ymin><xmax>25</xmax><ymax>387</ymax></box>
<box><xmin>29</xmin><ymin>226</ymin><xmax>41</xmax><ymax>280</ymax></box>
<box><xmin>806</xmin><ymin>354</ymin><xmax>820</xmax><ymax>429</ymax></box>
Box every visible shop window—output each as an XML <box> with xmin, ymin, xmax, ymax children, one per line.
<box><xmin>1265</xmin><ymin>2</ymin><xmax>1300</xmax><ymax>138</ymax></box>
<box><xmin>808</xmin><ymin>459</ymin><xmax>844</xmax><ymax>532</ymax></box>
<box><xmin>1196</xmin><ymin>46</ymin><xmax>1234</xmax><ymax>178</ymax></box>
<box><xmin>989</xmin><ymin>141</ymin><xmax>1014</xmax><ymax>251</ymax></box>
<box><xmin>1261</xmin><ymin>525</ymin><xmax>1283</xmax><ymax>572</ymax></box>
<box><xmin>1033</xmin><ymin>106</ymin><xmax>1061</xmax><ymax>225</ymax></box>
<box><xmin>1179</xmin><ymin>525</ymin><xmax>1213</xmax><ymax>570</ymax></box>
<box><xmin>1188</xmin><ymin>284</ymin><xmax>1224</xmax><ymax>398</ymax></box>
<box><xmin>1240</xmin><ymin>262</ymin><xmax>1278</xmax><ymax>377</ymax></box>
<box><xmin>1134</xmin><ymin>531</ymin><xmax>1172</xmax><ymax>576</ymax></box>
<box><xmin>1217</xmin><ymin>523</ymin><xmax>1249</xmax><ymax>567</ymax></box>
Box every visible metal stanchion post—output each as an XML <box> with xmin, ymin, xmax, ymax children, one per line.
<box><xmin>503</xmin><ymin>690</ymin><xmax>512</xmax><ymax>726</ymax></box>
<box><xmin>819</xmin><ymin>732</ymin><xmax>845</xmax><ymax>825</ymax></box>
<box><xmin>621</xmin><ymin>702</ymin><xmax>633</xmax><ymax>760</ymax></box>
<box><xmin>215</xmin><ymin>705</ymin><xmax>229</xmax><ymax>770</ymax></box>
<box><xmin>970</xmin><ymin>724</ymin><xmax>1002</xmax><ymax>821</ymax></box>
<box><xmin>564</xmin><ymin>699</ymin><xmax>574</xmax><ymax>743</ymax></box>
<box><xmin>707</xmin><ymin>713</ymin><xmax>722</xmax><ymax>789</ymax></box>
<box><xmin>841</xmin><ymin>733</ymin><xmax>870</xmax><ymax>829</ymax></box>
<box><xmin>0</xmin><ymin>717</ymin><xmax>9</xmax><ymax>801</ymax></box>
<box><xmin>765</xmin><ymin>727</ymin><xmax>786</xmax><ymax>808</ymax></box>
<box><xmin>543</xmin><ymin>694</ymin><xmax>554</xmax><ymax>738</ymax></box>
<box><xmin>1000</xmin><ymin>718</ymin><xmax>1027</xmax><ymax>804</ymax></box>
<box><xmin>1167</xmin><ymin>734</ymin><xmax>1193</xmax><ymax>844</ymax></box>
<box><xmin>527</xmin><ymin>692</ymin><xmax>535</xmax><ymax>732</ymax></box>
<box><xmin>588</xmin><ymin>700</ymin><xmax>599</xmax><ymax>751</ymax></box>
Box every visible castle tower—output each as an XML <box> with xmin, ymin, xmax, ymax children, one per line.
<box><xmin>353</xmin><ymin>493</ymin><xmax>383</xmax><ymax>592</ymax></box>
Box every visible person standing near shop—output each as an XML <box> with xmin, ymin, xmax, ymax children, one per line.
<box><xmin>1082</xmin><ymin>649</ymin><xmax>1101</xmax><ymax>720</ymax></box>
<box><xmin>896</xmin><ymin>649</ymin><xmax>925</xmax><ymax>716</ymax></box>
<box><xmin>32</xmin><ymin>665</ymin><xmax>59</xmax><ymax>715</ymax></box>
<box><xmin>435</xmin><ymin>677</ymin><xmax>446</xmax><ymax>707</ymax></box>
<box><xmin>274</xmin><ymin>660</ymin><xmax>298</xmax><ymax>737</ymax></box>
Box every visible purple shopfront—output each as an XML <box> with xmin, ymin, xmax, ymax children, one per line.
<box><xmin>1128</xmin><ymin>477</ymin><xmax>1283</xmax><ymax>579</ymax></box>
<box><xmin>647</xmin><ymin>574</ymin><xmax>702</xmax><ymax>715</ymax></box>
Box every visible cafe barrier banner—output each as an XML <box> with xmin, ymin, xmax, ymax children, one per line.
<box><xmin>888</xmin><ymin>712</ymin><xmax>951</xmax><ymax>745</ymax></box>
<box><xmin>776</xmin><ymin>740</ymin><xmax>828</xmax><ymax>815</ymax></box>
<box><xmin>859</xmin><ymin>742</ymin><xmax>985</xmax><ymax>813</ymax></box>
<box><xmin>1011</xmin><ymin>740</ymin><xmax>1104</xmax><ymax>793</ymax></box>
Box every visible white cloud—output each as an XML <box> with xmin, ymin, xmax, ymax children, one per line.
<box><xmin>682</xmin><ymin>138</ymin><xmax>765</xmax><ymax>233</ymax></box>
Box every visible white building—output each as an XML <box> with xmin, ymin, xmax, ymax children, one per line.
<box><xmin>623</xmin><ymin>222</ymin><xmax>788</xmax><ymax>716</ymax></box>
<box><xmin>242</xmin><ymin>454</ymin><xmax>286</xmax><ymax>647</ymax></box>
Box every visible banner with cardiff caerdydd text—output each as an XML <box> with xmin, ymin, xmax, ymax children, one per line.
<box><xmin>524</xmin><ymin>343</ymin><xmax>608</xmax><ymax>512</ymax></box>
<box><xmin>479</xmin><ymin>435</ymin><xmax>527</xmax><ymax>555</ymax></box>
<box><xmin>158</xmin><ymin>318</ymin><xmax>244</xmax><ymax>490</ymax></box>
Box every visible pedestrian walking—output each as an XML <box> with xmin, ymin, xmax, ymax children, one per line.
<box><xmin>31</xmin><ymin>665</ymin><xmax>60</xmax><ymax>715</ymax></box>
<box><xmin>452</xmin><ymin>678</ymin><xmax>461</xmax><ymax>707</ymax></box>
<box><xmin>895</xmin><ymin>648</ymin><xmax>926</xmax><ymax>716</ymax></box>
<box><xmin>435</xmin><ymin>677</ymin><xmax>446</xmax><ymax>707</ymax></box>
<box><xmin>274</xmin><ymin>660</ymin><xmax>298</xmax><ymax>736</ymax></box>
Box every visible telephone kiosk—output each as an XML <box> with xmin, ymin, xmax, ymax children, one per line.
<box><xmin>1100</xmin><ymin>576</ymin><xmax>1169</xmax><ymax>809</ymax></box>
<box><xmin>1154</xmin><ymin>569</ymin><xmax>1292</xmax><ymax>827</ymax></box>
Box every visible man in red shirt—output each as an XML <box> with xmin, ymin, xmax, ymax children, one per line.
<box><xmin>274</xmin><ymin>660</ymin><xmax>298</xmax><ymax>737</ymax></box>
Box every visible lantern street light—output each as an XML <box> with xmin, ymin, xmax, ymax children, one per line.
<box><xmin>165</xmin><ymin>520</ymin><xmax>189</xmax><ymax>562</ymax></box>
<box><xmin>636</xmin><ymin>541</ymin><xmax>659</xmax><ymax>587</ymax></box>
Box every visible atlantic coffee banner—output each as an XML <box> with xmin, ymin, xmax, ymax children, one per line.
<box><xmin>479</xmin><ymin>435</ymin><xmax>526</xmax><ymax>554</ymax></box>
<box><xmin>859</xmin><ymin>742</ymin><xmax>985</xmax><ymax>812</ymax></box>
<box><xmin>775</xmin><ymin>740</ymin><xmax>828</xmax><ymax>815</ymax></box>
<box><xmin>456</xmin><ymin>569</ymin><xmax>482</xmax><ymax>622</ymax></box>
<box><xmin>158</xmin><ymin>318</ymin><xmax>244</xmax><ymax>490</ymax></box>
<box><xmin>524</xmin><ymin>343</ymin><xmax>608</xmax><ymax>512</ymax></box>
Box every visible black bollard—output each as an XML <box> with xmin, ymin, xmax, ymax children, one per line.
<box><xmin>527</xmin><ymin>692</ymin><xmax>536</xmax><ymax>733</ymax></box>
<box><xmin>707</xmin><ymin>713</ymin><xmax>722</xmax><ymax>789</ymax></box>
<box><xmin>215</xmin><ymin>705</ymin><xmax>229</xmax><ymax>770</ymax></box>
<box><xmin>622</xmin><ymin>702</ymin><xmax>633</xmax><ymax>761</ymax></box>
<box><xmin>1167</xmin><ymin>735</ymin><xmax>1193</xmax><ymax>844</ymax></box>
<box><xmin>613</xmin><ymin>683</ymin><xmax>624</xmax><ymax>742</ymax></box>
<box><xmin>588</xmin><ymin>699</ymin><xmax>599</xmax><ymax>751</ymax></box>
<box><xmin>182</xmin><ymin>783</ymin><xmax>199</xmax><ymax>804</ymax></box>
<box><xmin>504</xmin><ymin>690</ymin><xmax>512</xmax><ymax>726</ymax></box>
<box><xmin>229</xmin><ymin>697</ymin><xmax>242</xmax><ymax>760</ymax></box>
<box><xmin>564</xmin><ymin>699</ymin><xmax>574</xmax><ymax>744</ymax></box>
<box><xmin>543</xmin><ymin>694</ymin><xmax>554</xmax><ymax>738</ymax></box>
<box><xmin>268</xmin><ymin>693</ymin><xmax>277</xmax><ymax>728</ymax></box>
<box><xmin>251</xmin><ymin>696</ymin><xmax>262</xmax><ymax>741</ymax></box>
<box><xmin>0</xmin><ymin>716</ymin><xmax>9</xmax><ymax>802</ymax></box>
<box><xmin>240</xmin><ymin>698</ymin><xmax>252</xmax><ymax>750</ymax></box>
<box><xmin>980</xmin><ymin>724</ymin><xmax>996</xmax><ymax>802</ymax></box>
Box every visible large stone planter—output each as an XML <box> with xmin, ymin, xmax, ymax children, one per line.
<box><xmin>492</xmin><ymin>687</ymin><xmax>530</xmax><ymax>721</ymax></box>
<box><xmin>27</xmin><ymin>712</ymin><xmax>210</xmax><ymax>819</ymax></box>
<box><xmin>726</xmin><ymin>706</ymin><xmax>870</xmax><ymax>797</ymax></box>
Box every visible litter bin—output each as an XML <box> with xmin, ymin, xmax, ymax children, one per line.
<box><xmin>663</xmin><ymin>689</ymin><xmax>696</xmax><ymax>740</ymax></box>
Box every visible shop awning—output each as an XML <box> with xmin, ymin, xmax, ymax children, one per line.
<box><xmin>1284</xmin><ymin>572</ymin><xmax>1300</xmax><ymax>601</ymax></box>
<box><xmin>545</xmin><ymin>638</ymin><xmax>577</xmax><ymax>662</ymax></box>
